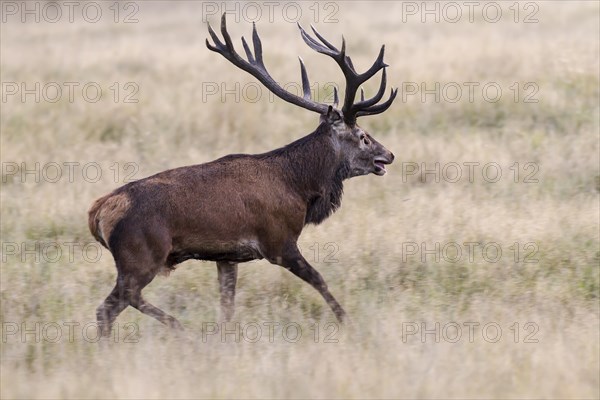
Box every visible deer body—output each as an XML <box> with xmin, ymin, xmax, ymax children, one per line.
<box><xmin>91</xmin><ymin>125</ymin><xmax>346</xmax><ymax>267</ymax></box>
<box><xmin>90</xmin><ymin>15</ymin><xmax>397</xmax><ymax>335</ymax></box>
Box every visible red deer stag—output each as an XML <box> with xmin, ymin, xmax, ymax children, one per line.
<box><xmin>89</xmin><ymin>14</ymin><xmax>397</xmax><ymax>335</ymax></box>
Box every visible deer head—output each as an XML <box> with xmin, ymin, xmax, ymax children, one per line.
<box><xmin>206</xmin><ymin>14</ymin><xmax>397</xmax><ymax>177</ymax></box>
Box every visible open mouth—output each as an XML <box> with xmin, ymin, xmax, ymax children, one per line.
<box><xmin>373</xmin><ymin>158</ymin><xmax>391</xmax><ymax>175</ymax></box>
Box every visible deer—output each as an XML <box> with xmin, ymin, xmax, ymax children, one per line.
<box><xmin>88</xmin><ymin>14</ymin><xmax>397</xmax><ymax>336</ymax></box>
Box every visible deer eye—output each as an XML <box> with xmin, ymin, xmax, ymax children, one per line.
<box><xmin>360</xmin><ymin>134</ymin><xmax>370</xmax><ymax>145</ymax></box>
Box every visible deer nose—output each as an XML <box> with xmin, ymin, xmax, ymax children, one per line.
<box><xmin>390</xmin><ymin>152</ymin><xmax>395</xmax><ymax>162</ymax></box>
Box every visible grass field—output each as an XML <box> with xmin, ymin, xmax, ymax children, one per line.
<box><xmin>1</xmin><ymin>1</ymin><xmax>599</xmax><ymax>399</ymax></box>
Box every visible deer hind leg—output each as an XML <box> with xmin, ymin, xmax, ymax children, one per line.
<box><xmin>96</xmin><ymin>267</ymin><xmax>183</xmax><ymax>336</ymax></box>
<box><xmin>121</xmin><ymin>261</ymin><xmax>183</xmax><ymax>330</ymax></box>
<box><xmin>96</xmin><ymin>277</ymin><xmax>130</xmax><ymax>337</ymax></box>
<box><xmin>129</xmin><ymin>291</ymin><xmax>183</xmax><ymax>331</ymax></box>
<box><xmin>96</xmin><ymin>268</ymin><xmax>156</xmax><ymax>336</ymax></box>
<box><xmin>217</xmin><ymin>261</ymin><xmax>238</xmax><ymax>322</ymax></box>
<box><xmin>273</xmin><ymin>245</ymin><xmax>347</xmax><ymax>322</ymax></box>
<box><xmin>98</xmin><ymin>228</ymin><xmax>183</xmax><ymax>334</ymax></box>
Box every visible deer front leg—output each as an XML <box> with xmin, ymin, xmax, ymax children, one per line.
<box><xmin>272</xmin><ymin>245</ymin><xmax>347</xmax><ymax>322</ymax></box>
<box><xmin>217</xmin><ymin>261</ymin><xmax>238</xmax><ymax>321</ymax></box>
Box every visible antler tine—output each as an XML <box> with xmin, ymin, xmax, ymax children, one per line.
<box><xmin>251</xmin><ymin>22</ymin><xmax>264</xmax><ymax>66</ymax></box>
<box><xmin>206</xmin><ymin>13</ymin><xmax>329</xmax><ymax>114</ymax></box>
<box><xmin>333</xmin><ymin>87</ymin><xmax>339</xmax><ymax>108</ymax></box>
<box><xmin>297</xmin><ymin>23</ymin><xmax>338</xmax><ymax>57</ymax></box>
<box><xmin>355</xmin><ymin>87</ymin><xmax>398</xmax><ymax>118</ymax></box>
<box><xmin>353</xmin><ymin>68</ymin><xmax>388</xmax><ymax>110</ymax></box>
<box><xmin>358</xmin><ymin>45</ymin><xmax>387</xmax><ymax>81</ymax></box>
<box><xmin>340</xmin><ymin>37</ymin><xmax>347</xmax><ymax>62</ymax></box>
<box><xmin>206</xmin><ymin>21</ymin><xmax>224</xmax><ymax>51</ymax></box>
<box><xmin>298</xmin><ymin>57</ymin><xmax>311</xmax><ymax>100</ymax></box>
<box><xmin>241</xmin><ymin>37</ymin><xmax>255</xmax><ymax>64</ymax></box>
<box><xmin>310</xmin><ymin>25</ymin><xmax>339</xmax><ymax>52</ymax></box>
<box><xmin>219</xmin><ymin>13</ymin><xmax>235</xmax><ymax>50</ymax></box>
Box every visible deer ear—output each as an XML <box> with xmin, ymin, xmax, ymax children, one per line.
<box><xmin>323</xmin><ymin>106</ymin><xmax>343</xmax><ymax>124</ymax></box>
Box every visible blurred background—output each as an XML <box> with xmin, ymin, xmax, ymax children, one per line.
<box><xmin>1</xmin><ymin>1</ymin><xmax>599</xmax><ymax>398</ymax></box>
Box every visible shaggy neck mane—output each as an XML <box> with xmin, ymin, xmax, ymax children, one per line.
<box><xmin>262</xmin><ymin>122</ymin><xmax>350</xmax><ymax>225</ymax></box>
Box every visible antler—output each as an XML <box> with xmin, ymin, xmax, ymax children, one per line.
<box><xmin>206</xmin><ymin>13</ymin><xmax>330</xmax><ymax>115</ymax></box>
<box><xmin>297</xmin><ymin>24</ymin><xmax>398</xmax><ymax>125</ymax></box>
<box><xmin>206</xmin><ymin>13</ymin><xmax>397</xmax><ymax>125</ymax></box>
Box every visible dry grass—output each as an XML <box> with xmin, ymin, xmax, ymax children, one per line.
<box><xmin>1</xmin><ymin>1</ymin><xmax>599</xmax><ymax>399</ymax></box>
